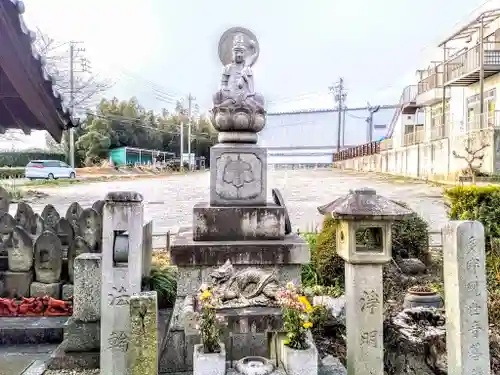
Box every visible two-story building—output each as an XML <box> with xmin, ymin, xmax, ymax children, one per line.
<box><xmin>339</xmin><ymin>8</ymin><xmax>500</xmax><ymax>181</ymax></box>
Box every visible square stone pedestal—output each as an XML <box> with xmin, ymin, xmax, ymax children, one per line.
<box><xmin>193</xmin><ymin>202</ymin><xmax>285</xmax><ymax>241</ymax></box>
<box><xmin>210</xmin><ymin>143</ymin><xmax>267</xmax><ymax>206</ymax></box>
<box><xmin>160</xmin><ymin>297</ymin><xmax>284</xmax><ymax>373</ymax></box>
<box><xmin>162</xmin><ymin>231</ymin><xmax>310</xmax><ymax>373</ymax></box>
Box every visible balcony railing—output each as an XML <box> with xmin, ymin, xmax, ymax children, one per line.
<box><xmin>403</xmin><ymin>130</ymin><xmax>424</xmax><ymax>146</ymax></box>
<box><xmin>333</xmin><ymin>141</ymin><xmax>380</xmax><ymax>162</ymax></box>
<box><xmin>401</xmin><ymin>85</ymin><xmax>418</xmax><ymax>103</ymax></box>
<box><xmin>444</xmin><ymin>42</ymin><xmax>500</xmax><ymax>86</ymax></box>
<box><xmin>417</xmin><ymin>68</ymin><xmax>444</xmax><ymax>95</ymax></box>
<box><xmin>430</xmin><ymin>125</ymin><xmax>448</xmax><ymax>140</ymax></box>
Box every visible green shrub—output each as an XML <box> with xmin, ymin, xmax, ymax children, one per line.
<box><xmin>301</xmin><ymin>233</ymin><xmax>319</xmax><ymax>287</ymax></box>
<box><xmin>312</xmin><ymin>216</ymin><xmax>345</xmax><ymax>287</ymax></box>
<box><xmin>142</xmin><ymin>265</ymin><xmax>177</xmax><ymax>307</ymax></box>
<box><xmin>445</xmin><ymin>185</ymin><xmax>500</xmax><ymax>239</ymax></box>
<box><xmin>391</xmin><ymin>201</ymin><xmax>429</xmax><ymax>261</ymax></box>
<box><xmin>444</xmin><ymin>185</ymin><xmax>500</xmax><ymax>325</ymax></box>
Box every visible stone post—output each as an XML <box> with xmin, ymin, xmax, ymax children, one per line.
<box><xmin>127</xmin><ymin>291</ymin><xmax>158</xmax><ymax>375</ymax></box>
<box><xmin>345</xmin><ymin>263</ymin><xmax>384</xmax><ymax>375</ymax></box>
<box><xmin>100</xmin><ymin>191</ymin><xmax>144</xmax><ymax>375</ymax></box>
<box><xmin>317</xmin><ymin>188</ymin><xmax>412</xmax><ymax>375</ymax></box>
<box><xmin>443</xmin><ymin>221</ymin><xmax>491</xmax><ymax>375</ymax></box>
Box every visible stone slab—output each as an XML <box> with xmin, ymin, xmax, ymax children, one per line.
<box><xmin>210</xmin><ymin>143</ymin><xmax>267</xmax><ymax>206</ymax></box>
<box><xmin>3</xmin><ymin>270</ymin><xmax>33</xmax><ymax>298</ymax></box>
<box><xmin>21</xmin><ymin>359</ymin><xmax>48</xmax><ymax>375</ymax></box>
<box><xmin>443</xmin><ymin>221</ymin><xmax>491</xmax><ymax>375</ymax></box>
<box><xmin>171</xmin><ymin>232</ymin><xmax>309</xmax><ymax>266</ymax></box>
<box><xmin>0</xmin><ymin>317</ymin><xmax>67</xmax><ymax>345</ymax></box>
<box><xmin>29</xmin><ymin>281</ymin><xmax>61</xmax><ymax>298</ymax></box>
<box><xmin>73</xmin><ymin>253</ymin><xmax>101</xmax><ymax>322</ymax></box>
<box><xmin>61</xmin><ymin>283</ymin><xmax>73</xmax><ymax>300</ymax></box>
<box><xmin>61</xmin><ymin>318</ymin><xmax>100</xmax><ymax>352</ymax></box>
<box><xmin>47</xmin><ymin>344</ymin><xmax>99</xmax><ymax>370</ymax></box>
<box><xmin>192</xmin><ymin>202</ymin><xmax>285</xmax><ymax>241</ymax></box>
<box><xmin>345</xmin><ymin>263</ymin><xmax>384</xmax><ymax>375</ymax></box>
<box><xmin>217</xmin><ymin>307</ymin><xmax>283</xmax><ymax>333</ymax></box>
<box><xmin>128</xmin><ymin>292</ymin><xmax>158</xmax><ymax>375</ymax></box>
<box><xmin>100</xmin><ymin>196</ymin><xmax>144</xmax><ymax>375</ymax></box>
<box><xmin>142</xmin><ymin>220</ymin><xmax>153</xmax><ymax>277</ymax></box>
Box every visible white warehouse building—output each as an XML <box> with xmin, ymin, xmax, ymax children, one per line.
<box><xmin>258</xmin><ymin>105</ymin><xmax>398</xmax><ymax>166</ymax></box>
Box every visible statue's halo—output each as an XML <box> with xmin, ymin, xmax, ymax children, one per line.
<box><xmin>218</xmin><ymin>26</ymin><xmax>260</xmax><ymax>66</ymax></box>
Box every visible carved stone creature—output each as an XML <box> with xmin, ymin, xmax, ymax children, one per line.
<box><xmin>206</xmin><ymin>260</ymin><xmax>279</xmax><ymax>308</ymax></box>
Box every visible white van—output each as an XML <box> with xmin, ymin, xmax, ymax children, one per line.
<box><xmin>24</xmin><ymin>160</ymin><xmax>76</xmax><ymax>180</ymax></box>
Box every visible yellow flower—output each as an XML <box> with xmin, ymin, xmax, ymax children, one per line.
<box><xmin>303</xmin><ymin>321</ymin><xmax>313</xmax><ymax>329</ymax></box>
<box><xmin>200</xmin><ymin>290</ymin><xmax>212</xmax><ymax>300</ymax></box>
<box><xmin>298</xmin><ymin>296</ymin><xmax>313</xmax><ymax>312</ymax></box>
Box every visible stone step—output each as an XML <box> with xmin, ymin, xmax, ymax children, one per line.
<box><xmin>0</xmin><ymin>344</ymin><xmax>56</xmax><ymax>375</ymax></box>
<box><xmin>0</xmin><ymin>317</ymin><xmax>68</xmax><ymax>345</ymax></box>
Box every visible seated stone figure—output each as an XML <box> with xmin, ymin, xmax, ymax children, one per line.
<box><xmin>205</xmin><ymin>259</ymin><xmax>279</xmax><ymax>308</ymax></box>
<box><xmin>212</xmin><ymin>33</ymin><xmax>266</xmax><ymax>135</ymax></box>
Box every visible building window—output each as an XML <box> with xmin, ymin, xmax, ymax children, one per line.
<box><xmin>430</xmin><ymin>101</ymin><xmax>450</xmax><ymax>128</ymax></box>
<box><xmin>467</xmin><ymin>89</ymin><xmax>496</xmax><ymax>129</ymax></box>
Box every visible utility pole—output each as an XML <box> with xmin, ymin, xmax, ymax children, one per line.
<box><xmin>68</xmin><ymin>41</ymin><xmax>84</xmax><ymax>168</ymax></box>
<box><xmin>180</xmin><ymin>121</ymin><xmax>184</xmax><ymax>172</ymax></box>
<box><xmin>329</xmin><ymin>78</ymin><xmax>347</xmax><ymax>153</ymax></box>
<box><xmin>187</xmin><ymin>93</ymin><xmax>196</xmax><ymax>170</ymax></box>
<box><xmin>366</xmin><ymin>102</ymin><xmax>381</xmax><ymax>142</ymax></box>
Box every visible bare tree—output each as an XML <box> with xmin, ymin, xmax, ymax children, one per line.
<box><xmin>452</xmin><ymin>134</ymin><xmax>490</xmax><ymax>183</ymax></box>
<box><xmin>33</xmin><ymin>28</ymin><xmax>113</xmax><ymax>148</ymax></box>
<box><xmin>33</xmin><ymin>28</ymin><xmax>112</xmax><ymax>110</ymax></box>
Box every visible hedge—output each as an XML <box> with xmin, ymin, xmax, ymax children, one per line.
<box><xmin>444</xmin><ymin>185</ymin><xmax>500</xmax><ymax>325</ymax></box>
<box><xmin>0</xmin><ymin>151</ymin><xmax>66</xmax><ymax>168</ymax></box>
<box><xmin>0</xmin><ymin>168</ymin><xmax>25</xmax><ymax>179</ymax></box>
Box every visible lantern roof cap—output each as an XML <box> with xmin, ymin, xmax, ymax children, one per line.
<box><xmin>317</xmin><ymin>187</ymin><xmax>413</xmax><ymax>220</ymax></box>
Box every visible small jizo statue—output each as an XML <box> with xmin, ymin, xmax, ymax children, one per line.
<box><xmin>34</xmin><ymin>231</ymin><xmax>63</xmax><ymax>283</ymax></box>
<box><xmin>8</xmin><ymin>226</ymin><xmax>33</xmax><ymax>272</ymax></box>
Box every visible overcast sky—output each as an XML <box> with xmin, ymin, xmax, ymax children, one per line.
<box><xmin>18</xmin><ymin>0</ymin><xmax>496</xmax><ymax>120</ymax></box>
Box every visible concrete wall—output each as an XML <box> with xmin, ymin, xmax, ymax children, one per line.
<box><xmin>336</xmin><ymin>129</ymin><xmax>500</xmax><ymax>181</ymax></box>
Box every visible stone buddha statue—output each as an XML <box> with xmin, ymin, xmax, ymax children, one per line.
<box><xmin>211</xmin><ymin>30</ymin><xmax>266</xmax><ymax>143</ymax></box>
<box><xmin>214</xmin><ymin>34</ymin><xmax>264</xmax><ymax>112</ymax></box>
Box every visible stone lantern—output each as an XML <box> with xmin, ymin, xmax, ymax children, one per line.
<box><xmin>317</xmin><ymin>187</ymin><xmax>411</xmax><ymax>375</ymax></box>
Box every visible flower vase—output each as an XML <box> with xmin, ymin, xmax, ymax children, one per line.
<box><xmin>281</xmin><ymin>341</ymin><xmax>318</xmax><ymax>375</ymax></box>
<box><xmin>193</xmin><ymin>343</ymin><xmax>226</xmax><ymax>375</ymax></box>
